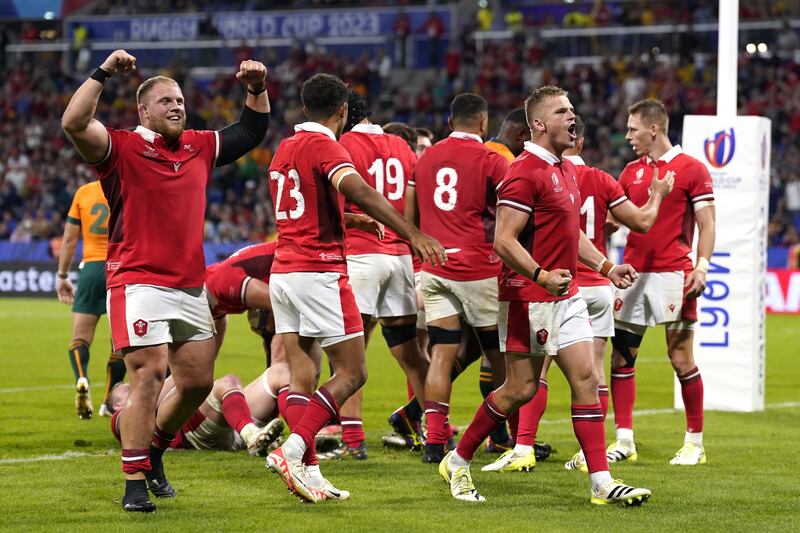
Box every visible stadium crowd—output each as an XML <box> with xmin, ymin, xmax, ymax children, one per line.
<box><xmin>1</xmin><ymin>15</ymin><xmax>799</xmax><ymax>254</ymax></box>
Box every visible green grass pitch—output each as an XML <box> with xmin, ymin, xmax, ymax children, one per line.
<box><xmin>0</xmin><ymin>298</ymin><xmax>797</xmax><ymax>532</ymax></box>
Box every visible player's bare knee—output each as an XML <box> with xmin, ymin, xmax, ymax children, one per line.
<box><xmin>268</xmin><ymin>362</ymin><xmax>291</xmax><ymax>388</ymax></box>
<box><xmin>213</xmin><ymin>374</ymin><xmax>241</xmax><ymax>395</ymax></box>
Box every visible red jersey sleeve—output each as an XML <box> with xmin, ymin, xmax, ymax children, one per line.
<box><xmin>602</xmin><ymin>170</ymin><xmax>627</xmax><ymax>209</ymax></box>
<box><xmin>313</xmin><ymin>137</ymin><xmax>355</xmax><ymax>180</ymax></box>
<box><xmin>93</xmin><ymin>128</ymin><xmax>131</xmax><ymax>179</ymax></box>
<box><xmin>686</xmin><ymin>160</ymin><xmax>715</xmax><ymax>210</ymax></box>
<box><xmin>497</xmin><ymin>168</ymin><xmax>537</xmax><ymax>214</ymax></box>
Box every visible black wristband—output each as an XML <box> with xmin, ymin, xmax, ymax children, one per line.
<box><xmin>532</xmin><ymin>267</ymin><xmax>542</xmax><ymax>284</ymax></box>
<box><xmin>90</xmin><ymin>67</ymin><xmax>111</xmax><ymax>84</ymax></box>
<box><xmin>247</xmin><ymin>84</ymin><xmax>266</xmax><ymax>96</ymax></box>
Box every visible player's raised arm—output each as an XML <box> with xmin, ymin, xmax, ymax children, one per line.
<box><xmin>216</xmin><ymin>60</ymin><xmax>271</xmax><ymax>167</ymax></box>
<box><xmin>62</xmin><ymin>49</ymin><xmax>136</xmax><ymax>163</ymax></box>
<box><xmin>494</xmin><ymin>205</ymin><xmax>571</xmax><ymax>296</ymax></box>
<box><xmin>685</xmin><ymin>204</ymin><xmax>716</xmax><ymax>299</ymax></box>
<box><xmin>610</xmin><ymin>166</ymin><xmax>674</xmax><ymax>232</ymax></box>
<box><xmin>577</xmin><ymin>229</ymin><xmax>637</xmax><ymax>289</ymax></box>
<box><xmin>334</xmin><ymin>166</ymin><xmax>446</xmax><ymax>266</ymax></box>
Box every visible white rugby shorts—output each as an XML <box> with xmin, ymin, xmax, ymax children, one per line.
<box><xmin>499</xmin><ymin>294</ymin><xmax>593</xmax><ymax>357</ymax></box>
<box><xmin>578</xmin><ymin>284</ymin><xmax>615</xmax><ymax>338</ymax></box>
<box><xmin>420</xmin><ymin>271</ymin><xmax>498</xmax><ymax>327</ymax></box>
<box><xmin>613</xmin><ymin>271</ymin><xmax>696</xmax><ymax>327</ymax></box>
<box><xmin>106</xmin><ymin>284</ymin><xmax>215</xmax><ymax>352</ymax></box>
<box><xmin>414</xmin><ymin>271</ymin><xmax>426</xmax><ymax>331</ymax></box>
<box><xmin>347</xmin><ymin>253</ymin><xmax>417</xmax><ymax>318</ymax></box>
<box><xmin>270</xmin><ymin>272</ymin><xmax>364</xmax><ymax>347</ymax></box>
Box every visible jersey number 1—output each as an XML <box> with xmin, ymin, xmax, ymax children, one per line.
<box><xmin>270</xmin><ymin>170</ymin><xmax>306</xmax><ymax>221</ymax></box>
<box><xmin>580</xmin><ymin>195</ymin><xmax>595</xmax><ymax>240</ymax></box>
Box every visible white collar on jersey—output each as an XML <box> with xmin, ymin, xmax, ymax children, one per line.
<box><xmin>134</xmin><ymin>125</ymin><xmax>161</xmax><ymax>143</ymax></box>
<box><xmin>524</xmin><ymin>141</ymin><xmax>561</xmax><ymax>165</ymax></box>
<box><xmin>294</xmin><ymin>121</ymin><xmax>337</xmax><ymax>141</ymax></box>
<box><xmin>351</xmin><ymin>123</ymin><xmax>384</xmax><ymax>135</ymax></box>
<box><xmin>563</xmin><ymin>154</ymin><xmax>585</xmax><ymax>166</ymax></box>
<box><xmin>449</xmin><ymin>131</ymin><xmax>484</xmax><ymax>143</ymax></box>
<box><xmin>646</xmin><ymin>144</ymin><xmax>683</xmax><ymax>164</ymax></box>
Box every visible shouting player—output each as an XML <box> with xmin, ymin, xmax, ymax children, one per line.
<box><xmin>406</xmin><ymin>93</ymin><xmax>509</xmax><ymax>464</ymax></box>
<box><xmin>61</xmin><ymin>49</ymin><xmax>271</xmax><ymax>512</ymax></box>
<box><xmin>439</xmin><ymin>86</ymin><xmax>651</xmax><ymax>506</ymax></box>
<box><xmin>607</xmin><ymin>99</ymin><xmax>715</xmax><ymax>466</ymax></box>
<box><xmin>265</xmin><ymin>73</ymin><xmax>446</xmax><ymax>504</ymax></box>
<box><xmin>56</xmin><ymin>178</ymin><xmax>126</xmax><ymax>419</ymax></box>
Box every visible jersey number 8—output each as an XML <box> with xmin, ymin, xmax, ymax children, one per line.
<box><xmin>271</xmin><ymin>169</ymin><xmax>306</xmax><ymax>221</ymax></box>
<box><xmin>434</xmin><ymin>167</ymin><xmax>458</xmax><ymax>211</ymax></box>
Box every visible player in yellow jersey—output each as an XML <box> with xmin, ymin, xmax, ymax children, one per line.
<box><xmin>56</xmin><ymin>180</ymin><xmax>125</xmax><ymax>419</ymax></box>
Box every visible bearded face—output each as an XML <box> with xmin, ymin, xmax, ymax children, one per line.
<box><xmin>138</xmin><ymin>81</ymin><xmax>186</xmax><ymax>144</ymax></box>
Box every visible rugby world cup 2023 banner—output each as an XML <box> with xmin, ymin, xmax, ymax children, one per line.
<box><xmin>680</xmin><ymin>116</ymin><xmax>771</xmax><ymax>412</ymax></box>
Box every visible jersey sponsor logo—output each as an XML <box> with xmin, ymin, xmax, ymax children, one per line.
<box><xmin>536</xmin><ymin>328</ymin><xmax>549</xmax><ymax>345</ymax></box>
<box><xmin>107</xmin><ymin>261</ymin><xmax>121</xmax><ymax>271</ymax></box>
<box><xmin>133</xmin><ymin>319</ymin><xmax>148</xmax><ymax>337</ymax></box>
<box><xmin>173</xmin><ymin>162</ymin><xmax>182</xmax><ymax>172</ymax></box>
<box><xmin>142</xmin><ymin>145</ymin><xmax>159</xmax><ymax>159</ymax></box>
<box><xmin>551</xmin><ymin>173</ymin><xmax>563</xmax><ymax>192</ymax></box>
<box><xmin>634</xmin><ymin>168</ymin><xmax>644</xmax><ymax>184</ymax></box>
<box><xmin>183</xmin><ymin>144</ymin><xmax>195</xmax><ymax>153</ymax></box>
<box><xmin>319</xmin><ymin>252</ymin><xmax>344</xmax><ymax>262</ymax></box>
<box><xmin>703</xmin><ymin>128</ymin><xmax>736</xmax><ymax>169</ymax></box>
<box><xmin>614</xmin><ymin>297</ymin><xmax>623</xmax><ymax>312</ymax></box>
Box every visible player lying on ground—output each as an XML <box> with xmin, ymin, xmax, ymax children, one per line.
<box><xmin>108</xmin><ymin>366</ymin><xmax>286</xmax><ymax>455</ymax></box>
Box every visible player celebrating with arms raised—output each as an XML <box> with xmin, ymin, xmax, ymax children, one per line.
<box><xmin>61</xmin><ymin>49</ymin><xmax>271</xmax><ymax>512</ymax></box>
<box><xmin>265</xmin><ymin>73</ymin><xmax>445</xmax><ymax>503</ymax></box>
<box><xmin>439</xmin><ymin>86</ymin><xmax>651</xmax><ymax>506</ymax></box>
<box><xmin>607</xmin><ymin>99</ymin><xmax>715</xmax><ymax>466</ymax></box>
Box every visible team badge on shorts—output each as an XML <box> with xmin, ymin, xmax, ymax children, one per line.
<box><xmin>536</xmin><ymin>329</ymin><xmax>549</xmax><ymax>345</ymax></box>
<box><xmin>614</xmin><ymin>298</ymin><xmax>623</xmax><ymax>312</ymax></box>
<box><xmin>133</xmin><ymin>319</ymin><xmax>148</xmax><ymax>337</ymax></box>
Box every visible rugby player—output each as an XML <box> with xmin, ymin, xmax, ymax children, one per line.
<box><xmin>264</xmin><ymin>73</ymin><xmax>445</xmax><ymax>504</ymax></box>
<box><xmin>56</xmin><ymin>179</ymin><xmax>126</xmax><ymax>419</ymax></box>
<box><xmin>439</xmin><ymin>86</ymin><xmax>651</xmax><ymax>506</ymax></box>
<box><xmin>607</xmin><ymin>99</ymin><xmax>715</xmax><ymax>466</ymax></box>
<box><xmin>406</xmin><ymin>93</ymin><xmax>509</xmax><ymax>464</ymax></box>
<box><xmin>109</xmin><ymin>367</ymin><xmax>287</xmax><ymax>456</ymax></box>
<box><xmin>329</xmin><ymin>91</ymin><xmax>428</xmax><ymax>459</ymax></box>
<box><xmin>61</xmin><ymin>49</ymin><xmax>271</xmax><ymax>512</ymax></box>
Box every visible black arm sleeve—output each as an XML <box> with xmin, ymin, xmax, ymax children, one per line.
<box><xmin>216</xmin><ymin>106</ymin><xmax>270</xmax><ymax>167</ymax></box>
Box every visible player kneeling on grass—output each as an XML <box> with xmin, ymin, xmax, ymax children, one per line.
<box><xmin>439</xmin><ymin>86</ymin><xmax>651</xmax><ymax>506</ymax></box>
<box><xmin>109</xmin><ymin>365</ymin><xmax>288</xmax><ymax>456</ymax></box>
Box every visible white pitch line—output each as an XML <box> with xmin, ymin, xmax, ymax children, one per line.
<box><xmin>0</xmin><ymin>384</ymin><xmax>108</xmax><ymax>394</ymax></box>
<box><xmin>0</xmin><ymin>450</ymin><xmax>116</xmax><ymax>464</ymax></box>
<box><xmin>537</xmin><ymin>401</ymin><xmax>800</xmax><ymax>425</ymax></box>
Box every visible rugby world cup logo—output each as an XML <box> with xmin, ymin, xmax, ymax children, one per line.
<box><xmin>704</xmin><ymin>128</ymin><xmax>736</xmax><ymax>168</ymax></box>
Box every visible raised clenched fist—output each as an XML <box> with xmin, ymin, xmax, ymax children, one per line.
<box><xmin>100</xmin><ymin>50</ymin><xmax>137</xmax><ymax>76</ymax></box>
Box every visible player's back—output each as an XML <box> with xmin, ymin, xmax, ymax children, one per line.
<box><xmin>212</xmin><ymin>241</ymin><xmax>277</xmax><ymax>282</ymax></box>
<box><xmin>620</xmin><ymin>148</ymin><xmax>713</xmax><ymax>272</ymax></box>
<box><xmin>340</xmin><ymin>125</ymin><xmax>415</xmax><ymax>255</ymax></box>
<box><xmin>566</xmin><ymin>156</ymin><xmax>627</xmax><ymax>286</ymax></box>
<box><xmin>68</xmin><ymin>180</ymin><xmax>109</xmax><ymax>262</ymax></box>
<box><xmin>412</xmin><ymin>133</ymin><xmax>509</xmax><ymax>280</ymax></box>
<box><xmin>268</xmin><ymin>124</ymin><xmax>354</xmax><ymax>274</ymax></box>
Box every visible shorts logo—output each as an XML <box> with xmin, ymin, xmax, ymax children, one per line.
<box><xmin>133</xmin><ymin>319</ymin><xmax>148</xmax><ymax>337</ymax></box>
<box><xmin>614</xmin><ymin>298</ymin><xmax>623</xmax><ymax>312</ymax></box>
<box><xmin>536</xmin><ymin>329</ymin><xmax>549</xmax><ymax>345</ymax></box>
<box><xmin>668</xmin><ymin>304</ymin><xmax>676</xmax><ymax>313</ymax></box>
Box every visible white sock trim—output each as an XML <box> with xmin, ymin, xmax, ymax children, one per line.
<box><xmin>685</xmin><ymin>431</ymin><xmax>703</xmax><ymax>446</ymax></box>
<box><xmin>590</xmin><ymin>470</ymin><xmax>613</xmax><ymax>491</ymax></box>
<box><xmin>513</xmin><ymin>444</ymin><xmax>533</xmax><ymax>456</ymax></box>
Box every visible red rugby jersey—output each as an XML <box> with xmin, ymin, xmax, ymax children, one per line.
<box><xmin>206</xmin><ymin>241</ymin><xmax>277</xmax><ymax>318</ymax></box>
<box><xmin>268</xmin><ymin>122</ymin><xmax>355</xmax><ymax>274</ymax></box>
<box><xmin>496</xmin><ymin>142</ymin><xmax>581</xmax><ymax>303</ymax></box>
<box><xmin>564</xmin><ymin>155</ymin><xmax>627</xmax><ymax>287</ymax></box>
<box><xmin>410</xmin><ymin>132</ymin><xmax>509</xmax><ymax>281</ymax></box>
<box><xmin>94</xmin><ymin>126</ymin><xmax>218</xmax><ymax>289</ymax></box>
<box><xmin>619</xmin><ymin>145</ymin><xmax>714</xmax><ymax>272</ymax></box>
<box><xmin>340</xmin><ymin>124</ymin><xmax>415</xmax><ymax>256</ymax></box>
